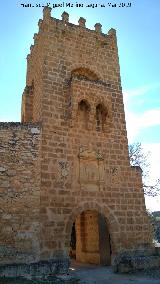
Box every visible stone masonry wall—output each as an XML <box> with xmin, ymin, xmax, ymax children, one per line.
<box><xmin>0</xmin><ymin>123</ymin><xmax>41</xmax><ymax>264</ymax></box>
<box><xmin>24</xmin><ymin>8</ymin><xmax>153</xmax><ymax>261</ymax></box>
<box><xmin>21</xmin><ymin>18</ymin><xmax>45</xmax><ymax>123</ymax></box>
<box><xmin>0</xmin><ymin>8</ymin><xmax>156</xmax><ymax>276</ymax></box>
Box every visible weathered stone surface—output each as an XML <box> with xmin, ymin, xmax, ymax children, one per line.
<box><xmin>113</xmin><ymin>249</ymin><xmax>160</xmax><ymax>273</ymax></box>
<box><xmin>0</xmin><ymin>6</ymin><xmax>157</xmax><ymax>278</ymax></box>
<box><xmin>0</xmin><ymin>258</ymin><xmax>70</xmax><ymax>278</ymax></box>
<box><xmin>31</xmin><ymin>127</ymin><xmax>40</xmax><ymax>134</ymax></box>
<box><xmin>0</xmin><ymin>123</ymin><xmax>41</xmax><ymax>265</ymax></box>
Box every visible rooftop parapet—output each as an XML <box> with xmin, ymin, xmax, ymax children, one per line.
<box><xmin>27</xmin><ymin>6</ymin><xmax>117</xmax><ymax>58</ymax></box>
<box><xmin>41</xmin><ymin>6</ymin><xmax>116</xmax><ymax>37</ymax></box>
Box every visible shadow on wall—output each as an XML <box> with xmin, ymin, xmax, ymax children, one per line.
<box><xmin>69</xmin><ymin>210</ymin><xmax>112</xmax><ymax>266</ymax></box>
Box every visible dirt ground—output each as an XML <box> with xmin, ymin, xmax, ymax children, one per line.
<box><xmin>68</xmin><ymin>261</ymin><xmax>160</xmax><ymax>284</ymax></box>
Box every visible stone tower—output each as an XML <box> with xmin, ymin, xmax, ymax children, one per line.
<box><xmin>0</xmin><ymin>7</ymin><xmax>156</xmax><ymax>277</ymax></box>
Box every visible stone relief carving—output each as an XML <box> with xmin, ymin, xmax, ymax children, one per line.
<box><xmin>77</xmin><ymin>148</ymin><xmax>121</xmax><ymax>189</ymax></box>
<box><xmin>58</xmin><ymin>161</ymin><xmax>69</xmax><ymax>178</ymax></box>
<box><xmin>78</xmin><ymin>148</ymin><xmax>105</xmax><ymax>190</ymax></box>
<box><xmin>110</xmin><ymin>166</ymin><xmax>119</xmax><ymax>184</ymax></box>
<box><xmin>58</xmin><ymin>150</ymin><xmax>120</xmax><ymax>189</ymax></box>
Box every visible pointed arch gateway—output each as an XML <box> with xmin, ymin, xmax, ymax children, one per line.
<box><xmin>65</xmin><ymin>202</ymin><xmax>120</xmax><ymax>265</ymax></box>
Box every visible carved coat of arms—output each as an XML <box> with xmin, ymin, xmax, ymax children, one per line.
<box><xmin>78</xmin><ymin>148</ymin><xmax>105</xmax><ymax>190</ymax></box>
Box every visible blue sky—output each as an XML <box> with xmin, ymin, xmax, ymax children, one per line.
<box><xmin>0</xmin><ymin>0</ymin><xmax>160</xmax><ymax>210</ymax></box>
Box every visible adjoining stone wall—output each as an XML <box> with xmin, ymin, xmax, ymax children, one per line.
<box><xmin>113</xmin><ymin>247</ymin><xmax>160</xmax><ymax>273</ymax></box>
<box><xmin>0</xmin><ymin>123</ymin><xmax>41</xmax><ymax>264</ymax></box>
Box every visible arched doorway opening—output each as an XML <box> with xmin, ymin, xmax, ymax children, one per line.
<box><xmin>69</xmin><ymin>210</ymin><xmax>112</xmax><ymax>265</ymax></box>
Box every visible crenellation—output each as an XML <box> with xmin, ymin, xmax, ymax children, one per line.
<box><xmin>33</xmin><ymin>33</ymin><xmax>38</xmax><ymax>44</ymax></box>
<box><xmin>38</xmin><ymin>19</ymin><xmax>43</xmax><ymax>30</ymax></box>
<box><xmin>43</xmin><ymin>6</ymin><xmax>52</xmax><ymax>20</ymax></box>
<box><xmin>26</xmin><ymin>54</ymin><xmax>30</xmax><ymax>62</ymax></box>
<box><xmin>108</xmin><ymin>28</ymin><xmax>117</xmax><ymax>36</ymax></box>
<box><xmin>38</xmin><ymin>8</ymin><xmax>116</xmax><ymax>44</ymax></box>
<box><xmin>78</xmin><ymin>17</ymin><xmax>86</xmax><ymax>27</ymax></box>
<box><xmin>61</xmin><ymin>11</ymin><xmax>69</xmax><ymax>23</ymax></box>
<box><xmin>94</xmin><ymin>23</ymin><xmax>102</xmax><ymax>33</ymax></box>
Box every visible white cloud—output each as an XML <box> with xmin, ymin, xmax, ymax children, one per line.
<box><xmin>125</xmin><ymin>108</ymin><xmax>160</xmax><ymax>142</ymax></box>
<box><xmin>124</xmin><ymin>85</ymin><xmax>153</xmax><ymax>100</ymax></box>
<box><xmin>142</xmin><ymin>143</ymin><xmax>160</xmax><ymax>180</ymax></box>
<box><xmin>145</xmin><ymin>195</ymin><xmax>160</xmax><ymax>212</ymax></box>
<box><xmin>137</xmin><ymin>143</ymin><xmax>160</xmax><ymax>212</ymax></box>
<box><xmin>140</xmin><ymin>109</ymin><xmax>160</xmax><ymax>128</ymax></box>
<box><xmin>125</xmin><ymin>111</ymin><xmax>140</xmax><ymax>142</ymax></box>
<box><xmin>123</xmin><ymin>84</ymin><xmax>160</xmax><ymax>142</ymax></box>
<box><xmin>123</xmin><ymin>85</ymin><xmax>160</xmax><ymax>212</ymax></box>
<box><xmin>123</xmin><ymin>83</ymin><xmax>160</xmax><ymax>100</ymax></box>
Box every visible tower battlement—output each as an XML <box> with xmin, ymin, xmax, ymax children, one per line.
<box><xmin>42</xmin><ymin>6</ymin><xmax>116</xmax><ymax>36</ymax></box>
<box><xmin>23</xmin><ymin>7</ymin><xmax>120</xmax><ymax>123</ymax></box>
<box><xmin>28</xmin><ymin>7</ymin><xmax>117</xmax><ymax>61</ymax></box>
